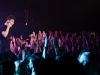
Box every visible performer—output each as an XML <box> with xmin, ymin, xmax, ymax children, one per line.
<box><xmin>0</xmin><ymin>15</ymin><xmax>15</xmax><ymax>53</ymax></box>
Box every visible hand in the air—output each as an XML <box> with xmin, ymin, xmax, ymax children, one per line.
<box><xmin>44</xmin><ymin>35</ymin><xmax>49</xmax><ymax>47</ymax></box>
<box><xmin>53</xmin><ymin>36</ymin><xmax>59</xmax><ymax>49</ymax></box>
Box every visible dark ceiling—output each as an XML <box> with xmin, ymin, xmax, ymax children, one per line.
<box><xmin>0</xmin><ymin>0</ymin><xmax>100</xmax><ymax>37</ymax></box>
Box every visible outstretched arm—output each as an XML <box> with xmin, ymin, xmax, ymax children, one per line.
<box><xmin>53</xmin><ymin>37</ymin><xmax>59</xmax><ymax>56</ymax></box>
<box><xmin>42</xmin><ymin>36</ymin><xmax>49</xmax><ymax>59</ymax></box>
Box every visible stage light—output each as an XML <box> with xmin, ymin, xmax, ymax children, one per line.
<box><xmin>25</xmin><ymin>23</ymin><xmax>27</xmax><ymax>25</ymax></box>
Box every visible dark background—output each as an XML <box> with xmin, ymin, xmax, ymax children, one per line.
<box><xmin>0</xmin><ymin>0</ymin><xmax>100</xmax><ymax>38</ymax></box>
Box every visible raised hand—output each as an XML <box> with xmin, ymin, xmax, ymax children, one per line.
<box><xmin>42</xmin><ymin>35</ymin><xmax>49</xmax><ymax>59</ymax></box>
<box><xmin>53</xmin><ymin>36</ymin><xmax>59</xmax><ymax>49</ymax></box>
<box><xmin>44</xmin><ymin>35</ymin><xmax>49</xmax><ymax>47</ymax></box>
<box><xmin>12</xmin><ymin>36</ymin><xmax>15</xmax><ymax>42</ymax></box>
<box><xmin>53</xmin><ymin>36</ymin><xmax>60</xmax><ymax>56</ymax></box>
<box><xmin>7</xmin><ymin>22</ymin><xmax>12</xmax><ymax>28</ymax></box>
<box><xmin>43</xmin><ymin>31</ymin><xmax>46</xmax><ymax>38</ymax></box>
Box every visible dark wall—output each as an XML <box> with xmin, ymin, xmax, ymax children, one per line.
<box><xmin>0</xmin><ymin>0</ymin><xmax>100</xmax><ymax>38</ymax></box>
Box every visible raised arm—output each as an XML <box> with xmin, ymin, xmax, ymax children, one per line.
<box><xmin>42</xmin><ymin>36</ymin><xmax>49</xmax><ymax>59</ymax></box>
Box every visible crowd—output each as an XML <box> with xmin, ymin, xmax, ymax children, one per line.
<box><xmin>0</xmin><ymin>30</ymin><xmax>100</xmax><ymax>75</ymax></box>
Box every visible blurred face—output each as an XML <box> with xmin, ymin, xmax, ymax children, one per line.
<box><xmin>6</xmin><ymin>19</ymin><xmax>14</xmax><ymax>27</ymax></box>
<box><xmin>76</xmin><ymin>39</ymin><xmax>80</xmax><ymax>44</ymax></box>
<box><xmin>43</xmin><ymin>31</ymin><xmax>45</xmax><ymax>34</ymax></box>
<box><xmin>65</xmin><ymin>33</ymin><xmax>70</xmax><ymax>39</ymax></box>
<box><xmin>55</xmin><ymin>31</ymin><xmax>58</xmax><ymax>35</ymax></box>
<box><xmin>60</xmin><ymin>31</ymin><xmax>62</xmax><ymax>34</ymax></box>
<box><xmin>49</xmin><ymin>31</ymin><xmax>53</xmax><ymax>36</ymax></box>
<box><xmin>20</xmin><ymin>35</ymin><xmax>23</xmax><ymax>39</ymax></box>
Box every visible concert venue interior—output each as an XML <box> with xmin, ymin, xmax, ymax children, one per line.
<box><xmin>0</xmin><ymin>0</ymin><xmax>100</xmax><ymax>75</ymax></box>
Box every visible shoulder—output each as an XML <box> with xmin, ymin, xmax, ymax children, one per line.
<box><xmin>0</xmin><ymin>25</ymin><xmax>6</xmax><ymax>31</ymax></box>
<box><xmin>0</xmin><ymin>25</ymin><xmax>3</xmax><ymax>28</ymax></box>
<box><xmin>0</xmin><ymin>25</ymin><xmax>5</xmax><ymax>29</ymax></box>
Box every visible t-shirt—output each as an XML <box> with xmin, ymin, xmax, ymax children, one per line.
<box><xmin>0</xmin><ymin>25</ymin><xmax>11</xmax><ymax>52</ymax></box>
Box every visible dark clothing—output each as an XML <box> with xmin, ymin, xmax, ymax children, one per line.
<box><xmin>0</xmin><ymin>25</ymin><xmax>11</xmax><ymax>53</ymax></box>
